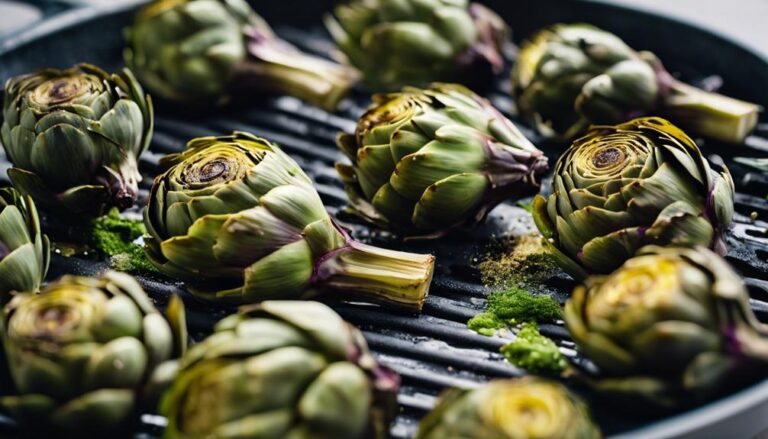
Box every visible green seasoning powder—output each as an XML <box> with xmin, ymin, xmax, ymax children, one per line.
<box><xmin>501</xmin><ymin>323</ymin><xmax>567</xmax><ymax>375</ymax></box>
<box><xmin>91</xmin><ymin>209</ymin><xmax>157</xmax><ymax>273</ymax></box>
<box><xmin>467</xmin><ymin>287</ymin><xmax>562</xmax><ymax>336</ymax></box>
<box><xmin>477</xmin><ymin>234</ymin><xmax>558</xmax><ymax>289</ymax></box>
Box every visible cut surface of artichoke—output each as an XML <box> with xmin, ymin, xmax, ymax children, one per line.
<box><xmin>416</xmin><ymin>377</ymin><xmax>600</xmax><ymax>439</ymax></box>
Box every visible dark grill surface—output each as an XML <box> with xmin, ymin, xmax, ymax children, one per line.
<box><xmin>2</xmin><ymin>12</ymin><xmax>768</xmax><ymax>439</ymax></box>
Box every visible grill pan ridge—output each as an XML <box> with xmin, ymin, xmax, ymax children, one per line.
<box><xmin>0</xmin><ymin>1</ymin><xmax>767</xmax><ymax>438</ymax></box>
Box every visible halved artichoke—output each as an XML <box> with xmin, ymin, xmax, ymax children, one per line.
<box><xmin>566</xmin><ymin>246</ymin><xmax>768</xmax><ymax>408</ymax></box>
<box><xmin>512</xmin><ymin>24</ymin><xmax>760</xmax><ymax>143</ymax></box>
<box><xmin>160</xmin><ymin>301</ymin><xmax>398</xmax><ymax>439</ymax></box>
<box><xmin>1</xmin><ymin>64</ymin><xmax>153</xmax><ymax>216</ymax></box>
<box><xmin>0</xmin><ymin>272</ymin><xmax>186</xmax><ymax>436</ymax></box>
<box><xmin>145</xmin><ymin>131</ymin><xmax>435</xmax><ymax>311</ymax></box>
<box><xmin>325</xmin><ymin>0</ymin><xmax>510</xmax><ymax>90</ymax></box>
<box><xmin>125</xmin><ymin>0</ymin><xmax>358</xmax><ymax>111</ymax></box>
<box><xmin>533</xmin><ymin>117</ymin><xmax>734</xmax><ymax>279</ymax></box>
<box><xmin>416</xmin><ymin>378</ymin><xmax>600</xmax><ymax>439</ymax></box>
<box><xmin>337</xmin><ymin>83</ymin><xmax>548</xmax><ymax>237</ymax></box>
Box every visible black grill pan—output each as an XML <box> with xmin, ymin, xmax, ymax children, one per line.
<box><xmin>1</xmin><ymin>1</ymin><xmax>767</xmax><ymax>438</ymax></box>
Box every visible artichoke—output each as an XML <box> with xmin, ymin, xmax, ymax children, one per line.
<box><xmin>532</xmin><ymin>117</ymin><xmax>734</xmax><ymax>279</ymax></box>
<box><xmin>325</xmin><ymin>0</ymin><xmax>510</xmax><ymax>90</ymax></box>
<box><xmin>1</xmin><ymin>63</ymin><xmax>153</xmax><ymax>216</ymax></box>
<box><xmin>160</xmin><ymin>300</ymin><xmax>399</xmax><ymax>439</ymax></box>
<box><xmin>125</xmin><ymin>0</ymin><xmax>359</xmax><ymax>111</ymax></box>
<box><xmin>416</xmin><ymin>378</ymin><xmax>600</xmax><ymax>439</ymax></box>
<box><xmin>0</xmin><ymin>271</ymin><xmax>186</xmax><ymax>436</ymax></box>
<box><xmin>336</xmin><ymin>83</ymin><xmax>548</xmax><ymax>237</ymax></box>
<box><xmin>565</xmin><ymin>246</ymin><xmax>768</xmax><ymax>408</ymax></box>
<box><xmin>0</xmin><ymin>188</ymin><xmax>49</xmax><ymax>303</ymax></box>
<box><xmin>145</xmin><ymin>131</ymin><xmax>435</xmax><ymax>311</ymax></box>
<box><xmin>512</xmin><ymin>23</ymin><xmax>760</xmax><ymax>144</ymax></box>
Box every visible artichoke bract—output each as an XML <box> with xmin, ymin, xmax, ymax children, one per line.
<box><xmin>161</xmin><ymin>300</ymin><xmax>399</xmax><ymax>439</ymax></box>
<box><xmin>125</xmin><ymin>0</ymin><xmax>359</xmax><ymax>111</ymax></box>
<box><xmin>566</xmin><ymin>246</ymin><xmax>768</xmax><ymax>408</ymax></box>
<box><xmin>0</xmin><ymin>271</ymin><xmax>186</xmax><ymax>436</ymax></box>
<box><xmin>1</xmin><ymin>63</ymin><xmax>152</xmax><ymax>216</ymax></box>
<box><xmin>145</xmin><ymin>131</ymin><xmax>435</xmax><ymax>311</ymax></box>
<box><xmin>0</xmin><ymin>188</ymin><xmax>49</xmax><ymax>303</ymax></box>
<box><xmin>512</xmin><ymin>23</ymin><xmax>760</xmax><ymax>144</ymax></box>
<box><xmin>336</xmin><ymin>83</ymin><xmax>548</xmax><ymax>237</ymax></box>
<box><xmin>532</xmin><ymin>117</ymin><xmax>734</xmax><ymax>279</ymax></box>
<box><xmin>416</xmin><ymin>378</ymin><xmax>600</xmax><ymax>439</ymax></box>
<box><xmin>325</xmin><ymin>0</ymin><xmax>509</xmax><ymax>90</ymax></box>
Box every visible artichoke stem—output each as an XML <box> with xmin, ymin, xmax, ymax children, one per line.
<box><xmin>313</xmin><ymin>240</ymin><xmax>435</xmax><ymax>312</ymax></box>
<box><xmin>660</xmin><ymin>80</ymin><xmax>760</xmax><ymax>144</ymax></box>
<box><xmin>238</xmin><ymin>27</ymin><xmax>360</xmax><ymax>111</ymax></box>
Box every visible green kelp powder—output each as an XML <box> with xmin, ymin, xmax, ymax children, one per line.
<box><xmin>501</xmin><ymin>323</ymin><xmax>567</xmax><ymax>375</ymax></box>
<box><xmin>91</xmin><ymin>209</ymin><xmax>157</xmax><ymax>273</ymax></box>
<box><xmin>467</xmin><ymin>287</ymin><xmax>562</xmax><ymax>336</ymax></box>
<box><xmin>477</xmin><ymin>234</ymin><xmax>558</xmax><ymax>290</ymax></box>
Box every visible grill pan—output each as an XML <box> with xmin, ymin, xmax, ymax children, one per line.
<box><xmin>1</xmin><ymin>0</ymin><xmax>768</xmax><ymax>437</ymax></box>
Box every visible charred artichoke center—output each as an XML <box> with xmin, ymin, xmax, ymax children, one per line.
<box><xmin>573</xmin><ymin>134</ymin><xmax>649</xmax><ymax>179</ymax></box>
<box><xmin>591</xmin><ymin>147</ymin><xmax>624</xmax><ymax>168</ymax></box>
<box><xmin>29</xmin><ymin>305</ymin><xmax>79</xmax><ymax>337</ymax></box>
<box><xmin>181</xmin><ymin>155</ymin><xmax>246</xmax><ymax>187</ymax></box>
<box><xmin>32</xmin><ymin>75</ymin><xmax>97</xmax><ymax>106</ymax></box>
<box><xmin>199</xmin><ymin>160</ymin><xmax>228</xmax><ymax>182</ymax></box>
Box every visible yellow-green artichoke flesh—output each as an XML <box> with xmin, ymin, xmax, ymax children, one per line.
<box><xmin>416</xmin><ymin>377</ymin><xmax>600</xmax><ymax>439</ymax></box>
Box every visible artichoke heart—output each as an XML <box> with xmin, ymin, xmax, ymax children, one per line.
<box><xmin>532</xmin><ymin>117</ymin><xmax>734</xmax><ymax>279</ymax></box>
<box><xmin>125</xmin><ymin>0</ymin><xmax>359</xmax><ymax>111</ymax></box>
<box><xmin>1</xmin><ymin>63</ymin><xmax>153</xmax><ymax>216</ymax></box>
<box><xmin>160</xmin><ymin>301</ymin><xmax>399</xmax><ymax>439</ymax></box>
<box><xmin>565</xmin><ymin>246</ymin><xmax>768</xmax><ymax>409</ymax></box>
<box><xmin>145</xmin><ymin>131</ymin><xmax>435</xmax><ymax>311</ymax></box>
<box><xmin>337</xmin><ymin>83</ymin><xmax>548</xmax><ymax>237</ymax></box>
<box><xmin>416</xmin><ymin>378</ymin><xmax>600</xmax><ymax>439</ymax></box>
<box><xmin>512</xmin><ymin>23</ymin><xmax>760</xmax><ymax>143</ymax></box>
